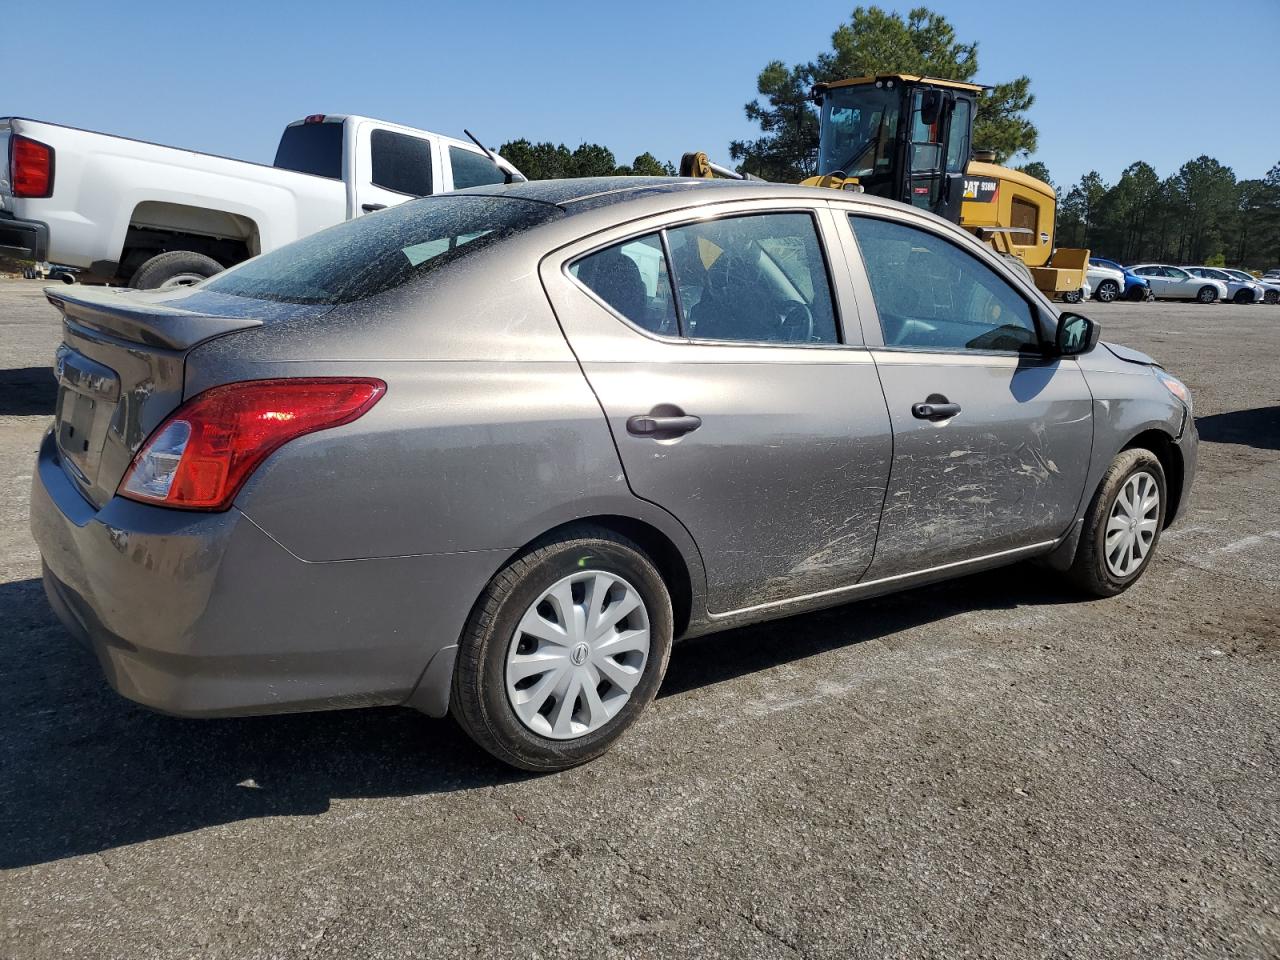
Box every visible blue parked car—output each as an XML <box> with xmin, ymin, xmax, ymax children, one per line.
<box><xmin>1091</xmin><ymin>257</ymin><xmax>1152</xmax><ymax>301</ymax></box>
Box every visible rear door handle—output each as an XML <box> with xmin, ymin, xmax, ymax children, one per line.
<box><xmin>626</xmin><ymin>414</ymin><xmax>702</xmax><ymax>437</ymax></box>
<box><xmin>362</xmin><ymin>203</ymin><xmax>387</xmax><ymax>213</ymax></box>
<box><xmin>912</xmin><ymin>400</ymin><xmax>961</xmax><ymax>421</ymax></box>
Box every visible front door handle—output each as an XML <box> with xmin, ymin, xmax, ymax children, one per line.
<box><xmin>362</xmin><ymin>203</ymin><xmax>388</xmax><ymax>213</ymax></box>
<box><xmin>912</xmin><ymin>398</ymin><xmax>961</xmax><ymax>421</ymax></box>
<box><xmin>626</xmin><ymin>414</ymin><xmax>702</xmax><ymax>438</ymax></box>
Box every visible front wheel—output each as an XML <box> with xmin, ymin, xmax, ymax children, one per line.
<box><xmin>1196</xmin><ymin>285</ymin><xmax>1218</xmax><ymax>304</ymax></box>
<box><xmin>1068</xmin><ymin>449</ymin><xmax>1167</xmax><ymax>597</ymax></box>
<box><xmin>451</xmin><ymin>526</ymin><xmax>674</xmax><ymax>771</ymax></box>
<box><xmin>1063</xmin><ymin>288</ymin><xmax>1085</xmax><ymax>304</ymax></box>
<box><xmin>1232</xmin><ymin>289</ymin><xmax>1254</xmax><ymax>305</ymax></box>
<box><xmin>1094</xmin><ymin>279</ymin><xmax>1120</xmax><ymax>303</ymax></box>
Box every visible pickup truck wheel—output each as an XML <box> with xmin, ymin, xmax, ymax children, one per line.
<box><xmin>1068</xmin><ymin>448</ymin><xmax>1167</xmax><ymax>597</ymax></box>
<box><xmin>130</xmin><ymin>250</ymin><xmax>224</xmax><ymax>290</ymax></box>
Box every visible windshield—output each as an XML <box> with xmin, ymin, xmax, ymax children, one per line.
<box><xmin>818</xmin><ymin>84</ymin><xmax>902</xmax><ymax>178</ymax></box>
<box><xmin>204</xmin><ymin>195</ymin><xmax>563</xmax><ymax>304</ymax></box>
<box><xmin>1224</xmin><ymin>269</ymin><xmax>1254</xmax><ymax>282</ymax></box>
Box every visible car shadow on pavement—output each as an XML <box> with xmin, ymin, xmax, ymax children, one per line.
<box><xmin>0</xmin><ymin>568</ymin><xmax>1081</xmax><ymax>869</ymax></box>
<box><xmin>0</xmin><ymin>366</ymin><xmax>56</xmax><ymax>416</ymax></box>
<box><xmin>1196</xmin><ymin>406</ymin><xmax>1280</xmax><ymax>451</ymax></box>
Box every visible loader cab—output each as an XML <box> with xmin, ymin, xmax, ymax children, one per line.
<box><xmin>812</xmin><ymin>75</ymin><xmax>983</xmax><ymax>226</ymax></box>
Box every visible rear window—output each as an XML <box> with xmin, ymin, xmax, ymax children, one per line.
<box><xmin>273</xmin><ymin>122</ymin><xmax>344</xmax><ymax>179</ymax></box>
<box><xmin>203</xmin><ymin>196</ymin><xmax>562</xmax><ymax>305</ymax></box>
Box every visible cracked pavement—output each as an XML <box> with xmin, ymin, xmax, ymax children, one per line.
<box><xmin>0</xmin><ymin>280</ymin><xmax>1277</xmax><ymax>959</ymax></box>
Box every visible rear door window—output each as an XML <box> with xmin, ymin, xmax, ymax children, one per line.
<box><xmin>665</xmin><ymin>213</ymin><xmax>839</xmax><ymax>344</ymax></box>
<box><xmin>450</xmin><ymin>146</ymin><xmax>506</xmax><ymax>189</ymax></box>
<box><xmin>370</xmin><ymin>129</ymin><xmax>434</xmax><ymax>196</ymax></box>
<box><xmin>570</xmin><ymin>235</ymin><xmax>678</xmax><ymax>336</ymax></box>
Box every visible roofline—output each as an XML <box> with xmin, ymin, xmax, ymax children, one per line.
<box><xmin>817</xmin><ymin>74</ymin><xmax>988</xmax><ymax>94</ymax></box>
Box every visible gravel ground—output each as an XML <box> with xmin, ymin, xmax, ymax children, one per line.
<box><xmin>0</xmin><ymin>278</ymin><xmax>1277</xmax><ymax>959</ymax></box>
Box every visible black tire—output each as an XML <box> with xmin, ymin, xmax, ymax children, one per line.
<box><xmin>129</xmin><ymin>250</ymin><xmax>223</xmax><ymax>290</ymax></box>
<box><xmin>1232</xmin><ymin>288</ymin><xmax>1253</xmax><ymax>305</ymax></box>
<box><xmin>1068</xmin><ymin>448</ymin><xmax>1168</xmax><ymax>598</ymax></box>
<box><xmin>1125</xmin><ymin>285</ymin><xmax>1146</xmax><ymax>302</ymax></box>
<box><xmin>1196</xmin><ymin>285</ymin><xmax>1218</xmax><ymax>304</ymax></box>
<box><xmin>451</xmin><ymin>526</ymin><xmax>674</xmax><ymax>772</ymax></box>
<box><xmin>1094</xmin><ymin>279</ymin><xmax>1119</xmax><ymax>303</ymax></box>
<box><xmin>1063</xmin><ymin>288</ymin><xmax>1084</xmax><ymax>304</ymax></box>
<box><xmin>1266</xmin><ymin>289</ymin><xmax>1279</xmax><ymax>305</ymax></box>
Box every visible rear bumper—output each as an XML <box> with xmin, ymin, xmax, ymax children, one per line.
<box><xmin>0</xmin><ymin>210</ymin><xmax>49</xmax><ymax>261</ymax></box>
<box><xmin>30</xmin><ymin>429</ymin><xmax>502</xmax><ymax>718</ymax></box>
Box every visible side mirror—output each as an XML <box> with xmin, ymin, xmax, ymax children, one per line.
<box><xmin>1055</xmin><ymin>312</ymin><xmax>1101</xmax><ymax>356</ymax></box>
<box><xmin>920</xmin><ymin>89</ymin><xmax>945</xmax><ymax>126</ymax></box>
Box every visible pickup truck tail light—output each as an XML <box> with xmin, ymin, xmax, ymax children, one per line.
<box><xmin>119</xmin><ymin>378</ymin><xmax>386</xmax><ymax>511</ymax></box>
<box><xmin>11</xmin><ymin>135</ymin><xmax>55</xmax><ymax>198</ymax></box>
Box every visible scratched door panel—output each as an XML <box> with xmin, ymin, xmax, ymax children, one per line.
<box><xmin>866</xmin><ymin>351</ymin><xmax>1093</xmax><ymax>579</ymax></box>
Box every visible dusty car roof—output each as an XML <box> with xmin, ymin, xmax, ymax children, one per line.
<box><xmin>452</xmin><ymin>176</ymin><xmax>840</xmax><ymax>214</ymax></box>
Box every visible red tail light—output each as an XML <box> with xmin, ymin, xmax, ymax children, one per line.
<box><xmin>118</xmin><ymin>378</ymin><xmax>386</xmax><ymax>511</ymax></box>
<box><xmin>12</xmin><ymin>135</ymin><xmax>54</xmax><ymax>198</ymax></box>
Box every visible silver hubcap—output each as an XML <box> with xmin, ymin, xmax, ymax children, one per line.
<box><xmin>1105</xmin><ymin>471</ymin><xmax>1160</xmax><ymax>578</ymax></box>
<box><xmin>505</xmin><ymin>570</ymin><xmax>650</xmax><ymax>740</ymax></box>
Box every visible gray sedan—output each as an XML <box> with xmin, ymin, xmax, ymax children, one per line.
<box><xmin>31</xmin><ymin>178</ymin><xmax>1197</xmax><ymax>771</ymax></box>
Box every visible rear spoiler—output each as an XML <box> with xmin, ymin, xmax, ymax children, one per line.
<box><xmin>44</xmin><ymin>287</ymin><xmax>262</xmax><ymax>351</ymax></box>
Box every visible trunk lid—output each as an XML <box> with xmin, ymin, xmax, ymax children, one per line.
<box><xmin>44</xmin><ymin>286</ymin><xmax>269</xmax><ymax>508</ymax></box>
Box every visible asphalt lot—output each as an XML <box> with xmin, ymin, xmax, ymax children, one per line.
<box><xmin>0</xmin><ymin>277</ymin><xmax>1277</xmax><ymax>959</ymax></box>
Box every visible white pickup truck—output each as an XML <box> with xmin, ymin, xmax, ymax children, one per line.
<box><xmin>0</xmin><ymin>114</ymin><xmax>523</xmax><ymax>288</ymax></box>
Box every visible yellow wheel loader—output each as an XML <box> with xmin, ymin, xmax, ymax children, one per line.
<box><xmin>680</xmin><ymin>74</ymin><xmax>1088</xmax><ymax>299</ymax></box>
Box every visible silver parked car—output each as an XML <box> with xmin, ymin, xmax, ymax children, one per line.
<box><xmin>1221</xmin><ymin>268</ymin><xmax>1280</xmax><ymax>304</ymax></box>
<box><xmin>31</xmin><ymin>178</ymin><xmax>1197</xmax><ymax>771</ymax></box>
<box><xmin>1130</xmin><ymin>264</ymin><xmax>1229</xmax><ymax>302</ymax></box>
<box><xmin>1183</xmin><ymin>266</ymin><xmax>1262</xmax><ymax>304</ymax></box>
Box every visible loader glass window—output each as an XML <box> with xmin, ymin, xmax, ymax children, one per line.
<box><xmin>946</xmin><ymin>99</ymin><xmax>971</xmax><ymax>172</ymax></box>
<box><xmin>370</xmin><ymin>130</ymin><xmax>434</xmax><ymax>197</ymax></box>
<box><xmin>850</xmin><ymin>215</ymin><xmax>1039</xmax><ymax>354</ymax></box>
<box><xmin>818</xmin><ymin>84</ymin><xmax>901</xmax><ymax>181</ymax></box>
<box><xmin>665</xmin><ymin>213</ymin><xmax>838</xmax><ymax>344</ymax></box>
<box><xmin>570</xmin><ymin>234</ymin><xmax>678</xmax><ymax>336</ymax></box>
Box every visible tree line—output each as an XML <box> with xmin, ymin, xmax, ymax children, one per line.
<box><xmin>1029</xmin><ymin>159</ymin><xmax>1280</xmax><ymax>271</ymax></box>
<box><xmin>496</xmin><ymin>140</ymin><xmax>675</xmax><ymax>180</ymax></box>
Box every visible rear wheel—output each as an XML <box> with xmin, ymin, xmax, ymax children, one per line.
<box><xmin>1196</xmin><ymin>285</ymin><xmax>1218</xmax><ymax>304</ymax></box>
<box><xmin>130</xmin><ymin>250</ymin><xmax>224</xmax><ymax>290</ymax></box>
<box><xmin>1266</xmin><ymin>289</ymin><xmax>1279</xmax><ymax>305</ymax></box>
<box><xmin>451</xmin><ymin>526</ymin><xmax>674</xmax><ymax>771</ymax></box>
<box><xmin>1068</xmin><ymin>449</ymin><xmax>1167</xmax><ymax>597</ymax></box>
<box><xmin>1063</xmin><ymin>288</ymin><xmax>1084</xmax><ymax>304</ymax></box>
<box><xmin>1094</xmin><ymin>279</ymin><xmax>1119</xmax><ymax>303</ymax></box>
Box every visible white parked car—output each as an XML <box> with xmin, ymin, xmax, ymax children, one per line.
<box><xmin>1086</xmin><ymin>262</ymin><xmax>1127</xmax><ymax>302</ymax></box>
<box><xmin>1130</xmin><ymin>264</ymin><xmax>1229</xmax><ymax>303</ymax></box>
<box><xmin>1183</xmin><ymin>266</ymin><xmax>1262</xmax><ymax>304</ymax></box>
<box><xmin>0</xmin><ymin>114</ymin><xmax>523</xmax><ymax>288</ymax></box>
<box><xmin>1221</xmin><ymin>268</ymin><xmax>1280</xmax><ymax>304</ymax></box>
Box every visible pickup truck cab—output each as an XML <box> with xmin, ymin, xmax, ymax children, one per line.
<box><xmin>0</xmin><ymin>114</ymin><xmax>523</xmax><ymax>288</ymax></box>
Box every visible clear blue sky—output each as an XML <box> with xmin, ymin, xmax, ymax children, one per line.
<box><xmin>10</xmin><ymin>0</ymin><xmax>1278</xmax><ymax>190</ymax></box>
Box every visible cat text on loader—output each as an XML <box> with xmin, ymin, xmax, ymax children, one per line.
<box><xmin>681</xmin><ymin>74</ymin><xmax>1088</xmax><ymax>299</ymax></box>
